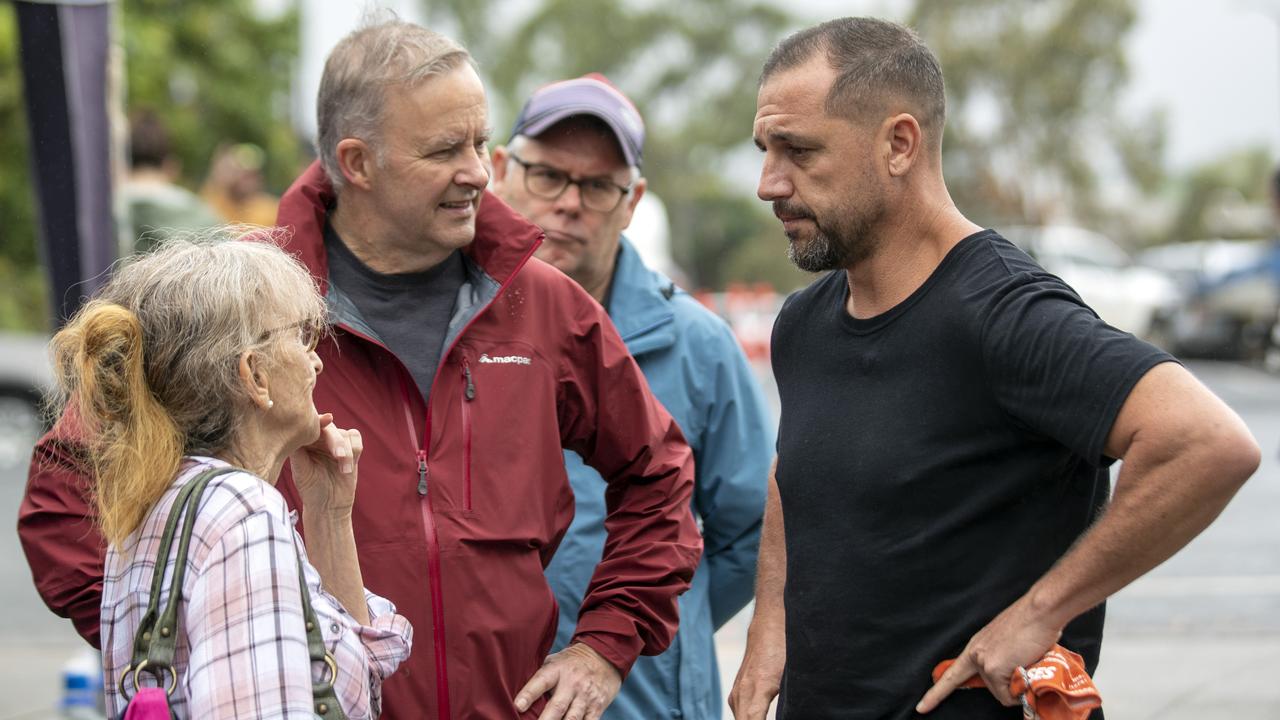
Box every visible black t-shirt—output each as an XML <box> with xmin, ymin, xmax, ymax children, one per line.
<box><xmin>325</xmin><ymin>223</ymin><xmax>466</xmax><ymax>402</ymax></box>
<box><xmin>771</xmin><ymin>230</ymin><xmax>1172</xmax><ymax>720</ymax></box>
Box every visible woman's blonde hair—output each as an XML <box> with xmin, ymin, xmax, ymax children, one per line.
<box><xmin>50</xmin><ymin>228</ymin><xmax>327</xmax><ymax>545</ymax></box>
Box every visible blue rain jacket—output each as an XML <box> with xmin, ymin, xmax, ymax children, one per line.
<box><xmin>545</xmin><ymin>237</ymin><xmax>774</xmax><ymax>719</ymax></box>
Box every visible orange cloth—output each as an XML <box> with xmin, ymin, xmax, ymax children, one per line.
<box><xmin>931</xmin><ymin>644</ymin><xmax>1102</xmax><ymax>720</ymax></box>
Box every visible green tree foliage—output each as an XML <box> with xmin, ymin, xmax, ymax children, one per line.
<box><xmin>423</xmin><ymin>0</ymin><xmax>812</xmax><ymax>290</ymax></box>
<box><xmin>909</xmin><ymin>0</ymin><xmax>1165</xmax><ymax>232</ymax></box>
<box><xmin>0</xmin><ymin>5</ymin><xmax>46</xmax><ymax>331</ymax></box>
<box><xmin>0</xmin><ymin>1</ymin><xmax>300</xmax><ymax>331</ymax></box>
<box><xmin>1166</xmin><ymin>146</ymin><xmax>1275</xmax><ymax>243</ymax></box>
<box><xmin>122</xmin><ymin>0</ymin><xmax>302</xmax><ymax>191</ymax></box>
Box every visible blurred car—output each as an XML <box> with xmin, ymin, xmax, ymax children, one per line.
<box><xmin>1135</xmin><ymin>239</ymin><xmax>1280</xmax><ymax>360</ymax></box>
<box><xmin>1000</xmin><ymin>225</ymin><xmax>1182</xmax><ymax>341</ymax></box>
<box><xmin>0</xmin><ymin>332</ymin><xmax>52</xmax><ymax>469</ymax></box>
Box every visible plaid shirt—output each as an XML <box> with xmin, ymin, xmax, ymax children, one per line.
<box><xmin>102</xmin><ymin>457</ymin><xmax>412</xmax><ymax>719</ymax></box>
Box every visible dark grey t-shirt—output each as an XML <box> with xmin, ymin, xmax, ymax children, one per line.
<box><xmin>325</xmin><ymin>223</ymin><xmax>465</xmax><ymax>402</ymax></box>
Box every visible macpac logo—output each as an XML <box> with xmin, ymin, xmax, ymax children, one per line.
<box><xmin>478</xmin><ymin>353</ymin><xmax>531</xmax><ymax>365</ymax></box>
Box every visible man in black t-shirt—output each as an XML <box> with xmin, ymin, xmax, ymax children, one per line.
<box><xmin>729</xmin><ymin>17</ymin><xmax>1261</xmax><ymax>720</ymax></box>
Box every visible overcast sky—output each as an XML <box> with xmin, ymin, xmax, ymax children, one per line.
<box><xmin>1124</xmin><ymin>0</ymin><xmax>1279</xmax><ymax>169</ymax></box>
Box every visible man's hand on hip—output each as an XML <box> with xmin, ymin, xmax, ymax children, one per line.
<box><xmin>916</xmin><ymin>595</ymin><xmax>1062</xmax><ymax>712</ymax></box>
<box><xmin>515</xmin><ymin>642</ymin><xmax>622</xmax><ymax>720</ymax></box>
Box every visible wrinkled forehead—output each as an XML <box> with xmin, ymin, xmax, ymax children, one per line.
<box><xmin>754</xmin><ymin>60</ymin><xmax>837</xmax><ymax>130</ymax></box>
<box><xmin>390</xmin><ymin>68</ymin><xmax>491</xmax><ymax>141</ymax></box>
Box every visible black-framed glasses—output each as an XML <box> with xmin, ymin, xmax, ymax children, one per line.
<box><xmin>508</xmin><ymin>153</ymin><xmax>633</xmax><ymax>213</ymax></box>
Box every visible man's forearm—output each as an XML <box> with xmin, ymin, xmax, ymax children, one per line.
<box><xmin>729</xmin><ymin>461</ymin><xmax>786</xmax><ymax>719</ymax></box>
<box><xmin>750</xmin><ymin>462</ymin><xmax>785</xmax><ymax>629</ymax></box>
<box><xmin>918</xmin><ymin>364</ymin><xmax>1260</xmax><ymax>713</ymax></box>
<box><xmin>1025</xmin><ymin>424</ymin><xmax>1257</xmax><ymax>630</ymax></box>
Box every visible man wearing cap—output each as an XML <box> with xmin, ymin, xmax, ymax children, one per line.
<box><xmin>493</xmin><ymin>75</ymin><xmax>774</xmax><ymax>720</ymax></box>
<box><xmin>20</xmin><ymin>22</ymin><xmax>702</xmax><ymax>720</ymax></box>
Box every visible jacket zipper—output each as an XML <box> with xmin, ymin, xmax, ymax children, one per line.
<box><xmin>413</xmin><ymin>237</ymin><xmax>542</xmax><ymax>720</ymax></box>
<box><xmin>335</xmin><ymin>325</ymin><xmax>454</xmax><ymax>720</ymax></box>
<box><xmin>399</xmin><ymin>380</ymin><xmax>452</xmax><ymax>720</ymax></box>
<box><xmin>461</xmin><ymin>356</ymin><xmax>475</xmax><ymax>511</ymax></box>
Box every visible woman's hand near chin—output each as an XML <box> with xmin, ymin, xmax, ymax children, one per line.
<box><xmin>289</xmin><ymin>412</ymin><xmax>371</xmax><ymax>624</ymax></box>
<box><xmin>289</xmin><ymin>413</ymin><xmax>362</xmax><ymax>516</ymax></box>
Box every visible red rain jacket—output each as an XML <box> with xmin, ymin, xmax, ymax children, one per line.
<box><xmin>18</xmin><ymin>162</ymin><xmax>702</xmax><ymax>719</ymax></box>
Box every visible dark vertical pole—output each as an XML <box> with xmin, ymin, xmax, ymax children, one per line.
<box><xmin>15</xmin><ymin>1</ymin><xmax>115</xmax><ymax>329</ymax></box>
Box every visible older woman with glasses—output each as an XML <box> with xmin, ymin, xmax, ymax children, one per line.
<box><xmin>48</xmin><ymin>232</ymin><xmax>411</xmax><ymax>719</ymax></box>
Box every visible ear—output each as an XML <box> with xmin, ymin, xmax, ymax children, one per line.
<box><xmin>618</xmin><ymin>177</ymin><xmax>647</xmax><ymax>230</ymax></box>
<box><xmin>237</xmin><ymin>350</ymin><xmax>273</xmax><ymax>411</ymax></box>
<box><xmin>490</xmin><ymin>145</ymin><xmax>511</xmax><ymax>187</ymax></box>
<box><xmin>883</xmin><ymin>113</ymin><xmax>923</xmax><ymax>177</ymax></box>
<box><xmin>335</xmin><ymin>138</ymin><xmax>378</xmax><ymax>191</ymax></box>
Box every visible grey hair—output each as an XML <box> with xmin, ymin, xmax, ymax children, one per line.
<box><xmin>55</xmin><ymin>226</ymin><xmax>327</xmax><ymax>457</ymax></box>
<box><xmin>762</xmin><ymin>17</ymin><xmax>946</xmax><ymax>151</ymax></box>
<box><xmin>316</xmin><ymin>19</ymin><xmax>475</xmax><ymax>191</ymax></box>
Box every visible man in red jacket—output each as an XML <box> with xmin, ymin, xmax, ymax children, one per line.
<box><xmin>18</xmin><ymin>20</ymin><xmax>701</xmax><ymax>720</ymax></box>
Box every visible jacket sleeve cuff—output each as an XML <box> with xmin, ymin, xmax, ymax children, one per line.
<box><xmin>71</xmin><ymin>603</ymin><xmax>102</xmax><ymax>650</ymax></box>
<box><xmin>570</xmin><ymin>617</ymin><xmax>645</xmax><ymax>679</ymax></box>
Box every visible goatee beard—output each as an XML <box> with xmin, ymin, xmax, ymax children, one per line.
<box><xmin>787</xmin><ymin>229</ymin><xmax>846</xmax><ymax>272</ymax></box>
<box><xmin>775</xmin><ymin>197</ymin><xmax>881</xmax><ymax>272</ymax></box>
<box><xmin>786</xmin><ymin>221</ymin><xmax>877</xmax><ymax>273</ymax></box>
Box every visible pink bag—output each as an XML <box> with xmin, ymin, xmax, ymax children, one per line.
<box><xmin>121</xmin><ymin>687</ymin><xmax>173</xmax><ymax>720</ymax></box>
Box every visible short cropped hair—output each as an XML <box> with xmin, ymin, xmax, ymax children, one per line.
<box><xmin>762</xmin><ymin>17</ymin><xmax>946</xmax><ymax>150</ymax></box>
<box><xmin>316</xmin><ymin>20</ymin><xmax>474</xmax><ymax>191</ymax></box>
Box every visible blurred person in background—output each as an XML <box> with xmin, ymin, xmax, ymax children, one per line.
<box><xmin>20</xmin><ymin>19</ymin><xmax>700</xmax><ymax>720</ymax></box>
<box><xmin>52</xmin><ymin>235</ymin><xmax>411</xmax><ymax>718</ymax></box>
<box><xmin>201</xmin><ymin>141</ymin><xmax>281</xmax><ymax>226</ymax></box>
<box><xmin>730</xmin><ymin>16</ymin><xmax>1259</xmax><ymax>720</ymax></box>
<box><xmin>121</xmin><ymin>110</ymin><xmax>220</xmax><ymax>252</ymax></box>
<box><xmin>492</xmin><ymin>75</ymin><xmax>773</xmax><ymax>720</ymax></box>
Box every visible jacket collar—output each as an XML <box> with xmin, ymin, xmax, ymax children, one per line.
<box><xmin>275</xmin><ymin>161</ymin><xmax>545</xmax><ymax>294</ymax></box>
<box><xmin>608</xmin><ymin>236</ymin><xmax>678</xmax><ymax>355</ymax></box>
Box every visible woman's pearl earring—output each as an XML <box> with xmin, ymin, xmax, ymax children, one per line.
<box><xmin>267</xmin><ymin>400</ymin><xmax>274</xmax><ymax>409</ymax></box>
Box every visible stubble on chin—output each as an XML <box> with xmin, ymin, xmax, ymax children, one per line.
<box><xmin>785</xmin><ymin>227</ymin><xmax>845</xmax><ymax>273</ymax></box>
<box><xmin>784</xmin><ymin>205</ymin><xmax>881</xmax><ymax>273</ymax></box>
